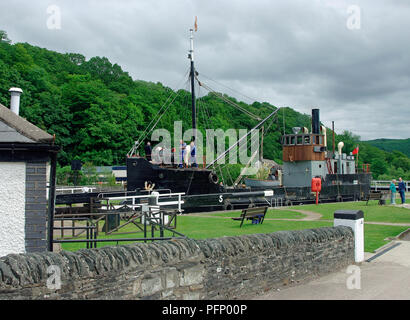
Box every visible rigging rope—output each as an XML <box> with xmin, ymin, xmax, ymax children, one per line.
<box><xmin>197</xmin><ymin>79</ymin><xmax>262</xmax><ymax>121</ymax></box>
<box><xmin>128</xmin><ymin>68</ymin><xmax>190</xmax><ymax>155</ymax></box>
<box><xmin>199</xmin><ymin>73</ymin><xmax>276</xmax><ymax>111</ymax></box>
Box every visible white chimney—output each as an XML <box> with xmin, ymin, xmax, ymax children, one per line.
<box><xmin>338</xmin><ymin>141</ymin><xmax>344</xmax><ymax>155</ymax></box>
<box><xmin>9</xmin><ymin>87</ymin><xmax>23</xmax><ymax>115</ymax></box>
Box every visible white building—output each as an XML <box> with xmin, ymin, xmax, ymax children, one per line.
<box><xmin>0</xmin><ymin>91</ymin><xmax>59</xmax><ymax>257</ymax></box>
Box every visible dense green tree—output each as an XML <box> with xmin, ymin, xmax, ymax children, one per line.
<box><xmin>0</xmin><ymin>30</ymin><xmax>11</xmax><ymax>44</ymax></box>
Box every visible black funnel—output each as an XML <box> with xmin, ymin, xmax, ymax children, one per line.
<box><xmin>312</xmin><ymin>109</ymin><xmax>320</xmax><ymax>134</ymax></box>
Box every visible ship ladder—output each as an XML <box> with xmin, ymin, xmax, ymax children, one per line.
<box><xmin>326</xmin><ymin>158</ymin><xmax>333</xmax><ymax>174</ymax></box>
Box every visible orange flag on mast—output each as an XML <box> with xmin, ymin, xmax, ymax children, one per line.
<box><xmin>194</xmin><ymin>16</ymin><xmax>198</xmax><ymax>32</ymax></box>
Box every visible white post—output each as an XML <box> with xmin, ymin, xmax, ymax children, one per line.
<box><xmin>189</xmin><ymin>29</ymin><xmax>194</xmax><ymax>62</ymax></box>
<box><xmin>141</xmin><ymin>204</ymin><xmax>149</xmax><ymax>225</ymax></box>
<box><xmin>334</xmin><ymin>210</ymin><xmax>364</xmax><ymax>263</ymax></box>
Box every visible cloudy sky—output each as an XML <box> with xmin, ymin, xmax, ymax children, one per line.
<box><xmin>1</xmin><ymin>0</ymin><xmax>409</xmax><ymax>140</ymax></box>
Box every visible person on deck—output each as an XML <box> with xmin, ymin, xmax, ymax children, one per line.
<box><xmin>171</xmin><ymin>148</ymin><xmax>176</xmax><ymax>165</ymax></box>
<box><xmin>189</xmin><ymin>141</ymin><xmax>198</xmax><ymax>167</ymax></box>
<box><xmin>398</xmin><ymin>177</ymin><xmax>406</xmax><ymax>204</ymax></box>
<box><xmin>390</xmin><ymin>179</ymin><xmax>397</xmax><ymax>205</ymax></box>
<box><xmin>144</xmin><ymin>141</ymin><xmax>152</xmax><ymax>161</ymax></box>
<box><xmin>184</xmin><ymin>143</ymin><xmax>191</xmax><ymax>167</ymax></box>
<box><xmin>179</xmin><ymin>140</ymin><xmax>187</xmax><ymax>168</ymax></box>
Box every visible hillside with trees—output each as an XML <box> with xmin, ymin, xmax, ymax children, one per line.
<box><xmin>0</xmin><ymin>31</ymin><xmax>408</xmax><ymax>180</ymax></box>
<box><xmin>364</xmin><ymin>138</ymin><xmax>410</xmax><ymax>158</ymax></box>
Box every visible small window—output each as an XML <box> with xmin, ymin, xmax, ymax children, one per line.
<box><xmin>319</xmin><ymin>136</ymin><xmax>323</xmax><ymax>145</ymax></box>
<box><xmin>304</xmin><ymin>135</ymin><xmax>311</xmax><ymax>145</ymax></box>
<box><xmin>297</xmin><ymin>135</ymin><xmax>303</xmax><ymax>145</ymax></box>
<box><xmin>290</xmin><ymin>136</ymin><xmax>296</xmax><ymax>145</ymax></box>
<box><xmin>315</xmin><ymin>135</ymin><xmax>320</xmax><ymax>145</ymax></box>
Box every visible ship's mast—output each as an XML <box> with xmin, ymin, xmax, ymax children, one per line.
<box><xmin>189</xmin><ymin>28</ymin><xmax>197</xmax><ymax>142</ymax></box>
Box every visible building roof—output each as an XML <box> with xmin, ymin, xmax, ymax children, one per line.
<box><xmin>0</xmin><ymin>103</ymin><xmax>54</xmax><ymax>144</ymax></box>
<box><xmin>262</xmin><ymin>158</ymin><xmax>279</xmax><ymax>167</ymax></box>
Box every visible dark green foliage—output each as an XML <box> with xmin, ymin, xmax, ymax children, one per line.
<box><xmin>364</xmin><ymin>138</ymin><xmax>410</xmax><ymax>157</ymax></box>
<box><xmin>331</xmin><ymin>131</ymin><xmax>410</xmax><ymax>180</ymax></box>
<box><xmin>0</xmin><ymin>30</ymin><xmax>11</xmax><ymax>44</ymax></box>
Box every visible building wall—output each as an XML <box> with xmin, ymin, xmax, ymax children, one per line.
<box><xmin>0</xmin><ymin>162</ymin><xmax>26</xmax><ymax>257</ymax></box>
<box><xmin>0</xmin><ymin>226</ymin><xmax>354</xmax><ymax>300</ymax></box>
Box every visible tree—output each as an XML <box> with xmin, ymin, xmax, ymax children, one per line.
<box><xmin>66</xmin><ymin>53</ymin><xmax>85</xmax><ymax>66</ymax></box>
<box><xmin>371</xmin><ymin>158</ymin><xmax>387</xmax><ymax>178</ymax></box>
<box><xmin>335</xmin><ymin>130</ymin><xmax>360</xmax><ymax>155</ymax></box>
<box><xmin>0</xmin><ymin>30</ymin><xmax>11</xmax><ymax>44</ymax></box>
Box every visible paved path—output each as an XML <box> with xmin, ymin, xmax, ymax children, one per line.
<box><xmin>254</xmin><ymin>240</ymin><xmax>410</xmax><ymax>300</ymax></box>
<box><xmin>283</xmin><ymin>209</ymin><xmax>322</xmax><ymax>221</ymax></box>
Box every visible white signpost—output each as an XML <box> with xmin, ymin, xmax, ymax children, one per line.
<box><xmin>334</xmin><ymin>210</ymin><xmax>364</xmax><ymax>263</ymax></box>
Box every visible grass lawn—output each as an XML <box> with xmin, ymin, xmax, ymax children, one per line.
<box><xmin>60</xmin><ymin>209</ymin><xmax>408</xmax><ymax>253</ymax></box>
<box><xmin>291</xmin><ymin>200</ymin><xmax>410</xmax><ymax>224</ymax></box>
<box><xmin>205</xmin><ymin>209</ymin><xmax>306</xmax><ymax>220</ymax></box>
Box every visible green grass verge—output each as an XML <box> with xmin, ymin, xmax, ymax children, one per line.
<box><xmin>290</xmin><ymin>201</ymin><xmax>410</xmax><ymax>224</ymax></box>
<box><xmin>206</xmin><ymin>209</ymin><xmax>306</xmax><ymax>220</ymax></box>
<box><xmin>60</xmin><ymin>213</ymin><xmax>407</xmax><ymax>253</ymax></box>
<box><xmin>364</xmin><ymin>224</ymin><xmax>408</xmax><ymax>253</ymax></box>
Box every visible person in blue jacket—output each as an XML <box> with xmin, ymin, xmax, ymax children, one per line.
<box><xmin>398</xmin><ymin>177</ymin><xmax>406</xmax><ymax>204</ymax></box>
<box><xmin>390</xmin><ymin>179</ymin><xmax>397</xmax><ymax>205</ymax></box>
<box><xmin>179</xmin><ymin>140</ymin><xmax>187</xmax><ymax>168</ymax></box>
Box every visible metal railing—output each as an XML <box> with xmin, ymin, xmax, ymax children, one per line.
<box><xmin>100</xmin><ymin>192</ymin><xmax>185</xmax><ymax>212</ymax></box>
<box><xmin>56</xmin><ymin>186</ymin><xmax>97</xmax><ymax>194</ymax></box>
<box><xmin>371</xmin><ymin>180</ymin><xmax>409</xmax><ymax>192</ymax></box>
<box><xmin>52</xmin><ymin>191</ymin><xmax>187</xmax><ymax>251</ymax></box>
<box><xmin>53</xmin><ymin>209</ymin><xmax>187</xmax><ymax>248</ymax></box>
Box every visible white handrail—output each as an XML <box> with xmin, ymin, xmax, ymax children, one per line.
<box><xmin>103</xmin><ymin>192</ymin><xmax>185</xmax><ymax>201</ymax></box>
<box><xmin>56</xmin><ymin>187</ymin><xmax>97</xmax><ymax>193</ymax></box>
<box><xmin>104</xmin><ymin>192</ymin><xmax>186</xmax><ymax>212</ymax></box>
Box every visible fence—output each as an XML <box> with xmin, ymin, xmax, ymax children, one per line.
<box><xmin>51</xmin><ymin>191</ymin><xmax>187</xmax><ymax>250</ymax></box>
<box><xmin>371</xmin><ymin>180</ymin><xmax>409</xmax><ymax>192</ymax></box>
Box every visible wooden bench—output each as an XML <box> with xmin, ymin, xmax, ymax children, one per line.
<box><xmin>231</xmin><ymin>206</ymin><xmax>268</xmax><ymax>228</ymax></box>
<box><xmin>365</xmin><ymin>191</ymin><xmax>389</xmax><ymax>205</ymax></box>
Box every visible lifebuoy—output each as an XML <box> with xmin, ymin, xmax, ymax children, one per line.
<box><xmin>209</xmin><ymin>172</ymin><xmax>219</xmax><ymax>184</ymax></box>
<box><xmin>224</xmin><ymin>201</ymin><xmax>233</xmax><ymax>211</ymax></box>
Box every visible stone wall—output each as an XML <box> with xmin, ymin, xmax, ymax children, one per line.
<box><xmin>0</xmin><ymin>226</ymin><xmax>354</xmax><ymax>300</ymax></box>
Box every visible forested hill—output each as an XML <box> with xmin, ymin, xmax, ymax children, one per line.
<box><xmin>364</xmin><ymin>138</ymin><xmax>410</xmax><ymax>158</ymax></box>
<box><xmin>0</xmin><ymin>33</ymin><xmax>409</xmax><ymax>179</ymax></box>
<box><xmin>0</xmin><ymin>37</ymin><xmax>311</xmax><ymax>166</ymax></box>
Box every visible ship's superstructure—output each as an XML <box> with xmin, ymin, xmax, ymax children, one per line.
<box><xmin>281</xmin><ymin>109</ymin><xmax>356</xmax><ymax>188</ymax></box>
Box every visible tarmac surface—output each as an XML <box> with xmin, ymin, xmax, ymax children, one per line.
<box><xmin>254</xmin><ymin>240</ymin><xmax>410</xmax><ymax>300</ymax></box>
